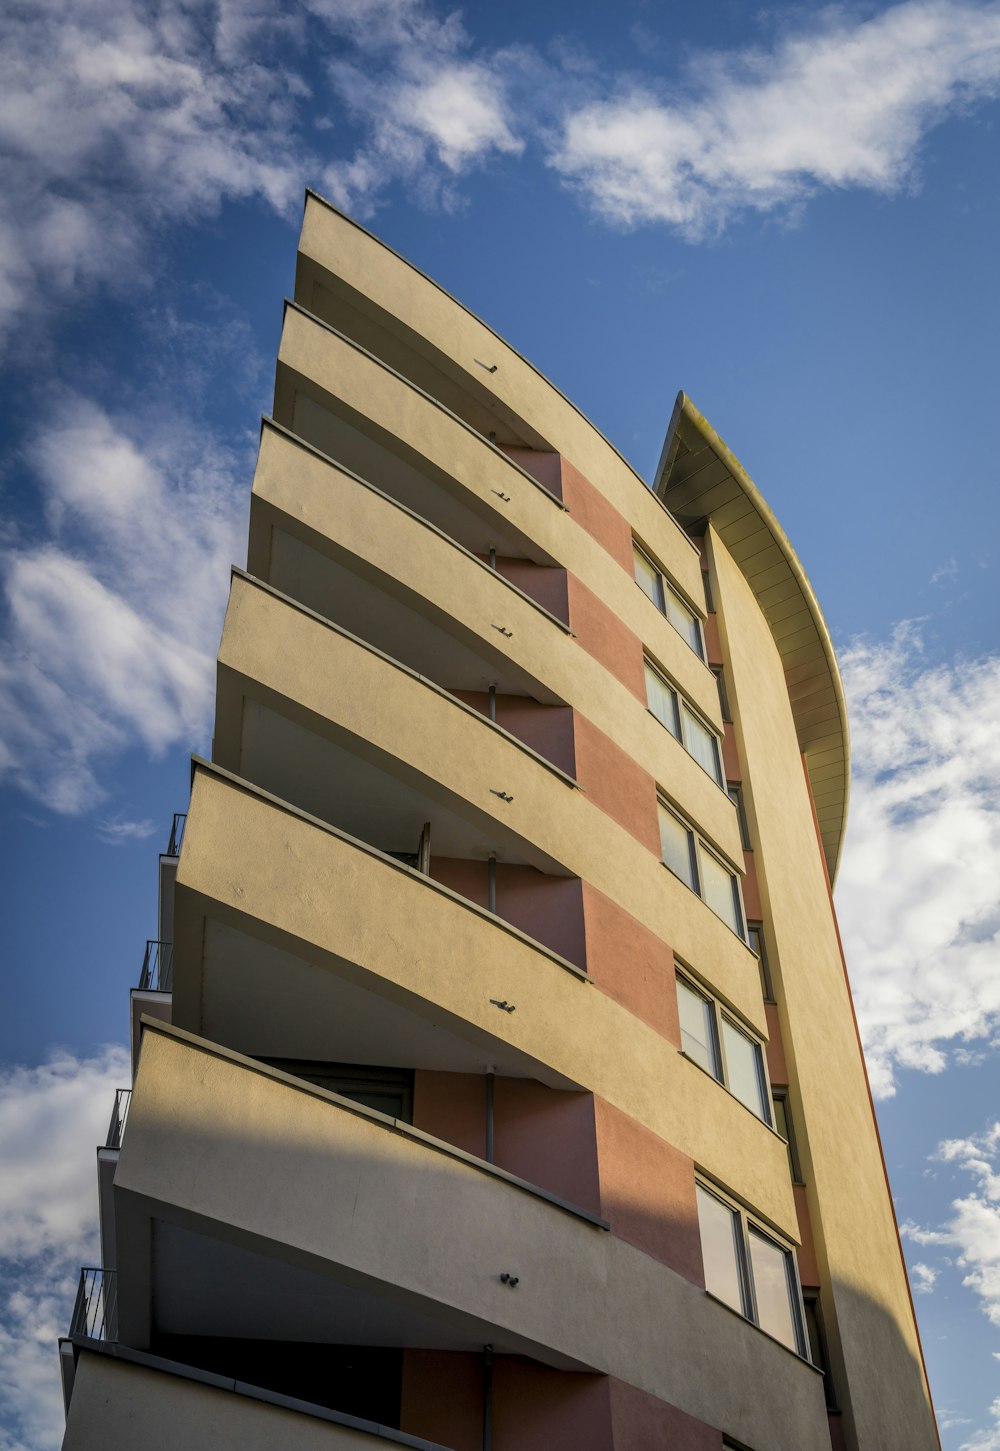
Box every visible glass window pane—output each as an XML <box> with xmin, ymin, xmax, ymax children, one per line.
<box><xmin>721</xmin><ymin>1018</ymin><xmax>769</xmax><ymax>1121</ymax></box>
<box><xmin>645</xmin><ymin>663</ymin><xmax>679</xmax><ymax>737</ymax></box>
<box><xmin>772</xmin><ymin>1093</ymin><xmax>789</xmax><ymax>1142</ymax></box>
<box><xmin>659</xmin><ymin>805</ymin><xmax>695</xmax><ymax>889</ymax></box>
<box><xmin>748</xmin><ymin>1228</ymin><xmax>800</xmax><ymax>1352</ymax></box>
<box><xmin>633</xmin><ymin>548</ymin><xmax>663</xmax><ymax>611</ymax></box>
<box><xmin>699</xmin><ymin>847</ymin><xmax>741</xmax><ymax>934</ymax></box>
<box><xmin>677</xmin><ymin>978</ymin><xmax>720</xmax><ymax>1077</ymax></box>
<box><xmin>683</xmin><ymin>705</ymin><xmax>723</xmax><ymax>784</ymax></box>
<box><xmin>665</xmin><ymin>584</ymin><xmax>703</xmax><ymax>657</ymax></box>
<box><xmin>748</xmin><ymin>922</ymin><xmax>774</xmax><ymax>1000</ymax></box>
<box><xmin>697</xmin><ymin>1186</ymin><xmax>745</xmax><ymax>1313</ymax></box>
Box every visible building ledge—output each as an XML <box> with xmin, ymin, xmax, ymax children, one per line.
<box><xmin>136</xmin><ymin>1016</ymin><xmax>610</xmax><ymax>1232</ymax></box>
<box><xmin>187</xmin><ymin>755</ymin><xmax>593</xmax><ymax>984</ymax></box>
<box><xmin>228</xmin><ymin>565</ymin><xmax>581</xmax><ymax>793</ymax></box>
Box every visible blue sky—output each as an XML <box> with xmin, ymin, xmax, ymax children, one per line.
<box><xmin>1</xmin><ymin>0</ymin><xmax>999</xmax><ymax>1445</ymax></box>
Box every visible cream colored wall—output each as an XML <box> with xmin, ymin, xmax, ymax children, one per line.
<box><xmin>119</xmin><ymin>1024</ymin><xmax>828</xmax><ymax>1451</ymax></box>
<box><xmin>298</xmin><ymin>196</ymin><xmax>700</xmax><ymax>599</ymax></box>
<box><xmin>275</xmin><ymin>307</ymin><xmax>719</xmax><ymax>727</ymax></box>
<box><xmin>63</xmin><ymin>1352</ymin><xmax>402</xmax><ymax>1451</ymax></box>
<box><xmin>174</xmin><ymin>765</ymin><xmax>795</xmax><ymax>1234</ymax></box>
<box><xmin>215</xmin><ymin>573</ymin><xmax>750</xmax><ymax>992</ymax></box>
<box><xmin>708</xmin><ymin>527</ymin><xmax>938</xmax><ymax>1451</ymax></box>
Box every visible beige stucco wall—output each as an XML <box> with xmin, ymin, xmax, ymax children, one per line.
<box><xmin>709</xmin><ymin>527</ymin><xmax>937</xmax><ymax>1451</ymax></box>
<box><xmin>63</xmin><ymin>1351</ymin><xmax>410</xmax><ymax>1451</ymax></box>
<box><xmin>174</xmin><ymin>765</ymin><xmax>796</xmax><ymax>1234</ymax></box>
<box><xmin>117</xmin><ymin>1025</ymin><xmax>827</xmax><ymax>1450</ymax></box>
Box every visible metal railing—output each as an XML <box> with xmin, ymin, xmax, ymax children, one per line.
<box><xmin>69</xmin><ymin>1268</ymin><xmax>117</xmax><ymax>1343</ymax></box>
<box><xmin>138</xmin><ymin>940</ymin><xmax>173</xmax><ymax>992</ymax></box>
<box><xmin>105</xmin><ymin>1089</ymin><xmax>132</xmax><ymax>1150</ymax></box>
<box><xmin>166</xmin><ymin>812</ymin><xmax>187</xmax><ymax>857</ymax></box>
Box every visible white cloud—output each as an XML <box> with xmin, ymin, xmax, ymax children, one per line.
<box><xmin>95</xmin><ymin>818</ymin><xmax>156</xmax><ymax>846</ymax></box>
<box><xmin>900</xmin><ymin>1124</ymin><xmax>1000</xmax><ymax>1324</ymax></box>
<box><xmin>899</xmin><ymin>1126</ymin><xmax>1000</xmax><ymax>1447</ymax></box>
<box><xmin>0</xmin><ymin>394</ymin><xmax>248</xmax><ymax>815</ymax></box>
<box><xmin>836</xmin><ymin>624</ymin><xmax>1000</xmax><ymax>1097</ymax></box>
<box><xmin>961</xmin><ymin>1399</ymin><xmax>1000</xmax><ymax>1451</ymax></box>
<box><xmin>0</xmin><ymin>1048</ymin><xmax>129</xmax><ymax>1451</ymax></box>
<box><xmin>549</xmin><ymin>0</ymin><xmax>1000</xmax><ymax>234</ymax></box>
<box><xmin>911</xmin><ymin>1261</ymin><xmax>939</xmax><ymax>1293</ymax></box>
<box><xmin>0</xmin><ymin>0</ymin><xmax>310</xmax><ymax>349</ymax></box>
<box><xmin>316</xmin><ymin>2</ymin><xmax>523</xmax><ymax>212</ymax></box>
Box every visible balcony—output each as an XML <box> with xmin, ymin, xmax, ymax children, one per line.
<box><xmin>272</xmin><ymin>306</ymin><xmax>717</xmax><ymax>719</ymax></box>
<box><xmin>213</xmin><ymin>574</ymin><xmax>749</xmax><ymax>1011</ymax></box>
<box><xmin>116</xmin><ymin>1024</ymin><xmax>606</xmax><ymax>1363</ymax></box>
<box><xmin>131</xmin><ymin>941</ymin><xmax>172</xmax><ymax>1074</ymax></box>
<box><xmin>69</xmin><ymin>1268</ymin><xmax>117</xmax><ymax>1344</ymax></box>
<box><xmin>170</xmin><ymin>764</ymin><xmax>793</xmax><ymax>1231</ymax></box>
<box><xmin>104</xmin><ymin>1022</ymin><xmax>824</xmax><ymax>1451</ymax></box>
<box><xmin>248</xmin><ymin>420</ymin><xmax>728</xmax><ymax>796</ymax></box>
<box><xmin>106</xmin><ymin>1089</ymin><xmax>132</xmax><ymax>1150</ymax></box>
<box><xmin>294</xmin><ymin>192</ymin><xmax>703</xmax><ymax>604</ymax></box>
<box><xmin>62</xmin><ymin>1347</ymin><xmax>458</xmax><ymax>1451</ymax></box>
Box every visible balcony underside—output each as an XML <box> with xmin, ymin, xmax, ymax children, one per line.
<box><xmin>171</xmin><ymin>764</ymin><xmax>796</xmax><ymax>1234</ymax></box>
<box><xmin>116</xmin><ymin>1025</ymin><xmax>606</xmax><ymax>1370</ymax></box>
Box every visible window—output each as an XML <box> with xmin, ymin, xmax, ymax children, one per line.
<box><xmin>645</xmin><ymin>661</ymin><xmax>723</xmax><ymax>785</ymax></box>
<box><xmin>696</xmin><ymin>1181</ymin><xmax>807</xmax><ymax>1357</ymax></box>
<box><xmin>802</xmin><ymin>1292</ymin><xmax>838</xmax><ymax>1407</ymax></box>
<box><xmin>711</xmin><ymin>665</ymin><xmax>732</xmax><ymax>723</ymax></box>
<box><xmin>659</xmin><ymin>800</ymin><xmax>745</xmax><ymax>938</ymax></box>
<box><xmin>747</xmin><ymin>921</ymin><xmax>774</xmax><ymax>1001</ymax></box>
<box><xmin>728</xmin><ymin>783</ymin><xmax>751</xmax><ymax>849</ymax></box>
<box><xmin>771</xmin><ymin>1089</ymin><xmax>803</xmax><ymax>1183</ymax></box>
<box><xmin>262</xmin><ymin>1061</ymin><xmax>414</xmax><ymax>1122</ymax></box>
<box><xmin>677</xmin><ymin>974</ymin><xmax>771</xmax><ymax>1123</ymax></box>
<box><xmin>633</xmin><ymin>543</ymin><xmax>705</xmax><ymax>658</ymax></box>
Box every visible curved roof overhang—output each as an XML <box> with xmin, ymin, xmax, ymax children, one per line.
<box><xmin>654</xmin><ymin>393</ymin><xmax>850</xmax><ymax>885</ymax></box>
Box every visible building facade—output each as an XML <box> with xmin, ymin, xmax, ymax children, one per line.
<box><xmin>59</xmin><ymin>192</ymin><xmax>939</xmax><ymax>1451</ymax></box>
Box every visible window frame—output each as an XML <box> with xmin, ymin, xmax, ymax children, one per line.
<box><xmin>645</xmin><ymin>657</ymin><xmax>724</xmax><ymax>787</ymax></box>
<box><xmin>747</xmin><ymin>921</ymin><xmax>775</xmax><ymax>1002</ymax></box>
<box><xmin>658</xmin><ymin>798</ymin><xmax>747</xmax><ymax>939</ymax></box>
<box><xmin>771</xmin><ymin>1087</ymin><xmax>804</xmax><ymax>1184</ymax></box>
<box><xmin>677</xmin><ymin>969</ymin><xmax>772</xmax><ymax>1125</ymax></box>
<box><xmin>727</xmin><ymin>782</ymin><xmax>752</xmax><ymax>850</ymax></box>
<box><xmin>696</xmin><ymin>1176</ymin><xmax>809</xmax><ymax>1359</ymax></box>
<box><xmin>711</xmin><ymin>665</ymin><xmax>732</xmax><ymax>723</ymax></box>
<box><xmin>632</xmin><ymin>541</ymin><xmax>706</xmax><ymax>660</ymax></box>
<box><xmin>802</xmin><ymin>1291</ymin><xmax>839</xmax><ymax>1408</ymax></box>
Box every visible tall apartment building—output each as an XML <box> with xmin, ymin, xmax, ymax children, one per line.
<box><xmin>59</xmin><ymin>193</ymin><xmax>939</xmax><ymax>1451</ymax></box>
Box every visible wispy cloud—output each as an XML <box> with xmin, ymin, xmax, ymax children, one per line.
<box><xmin>1</xmin><ymin>0</ymin><xmax>999</xmax><ymax>346</ymax></box>
<box><xmin>314</xmin><ymin>0</ymin><xmax>525</xmax><ymax>213</ymax></box>
<box><xmin>837</xmin><ymin>623</ymin><xmax>1000</xmax><ymax>1097</ymax></box>
<box><xmin>899</xmin><ymin>1124</ymin><xmax>1000</xmax><ymax>1447</ymax></box>
<box><xmin>910</xmin><ymin>1260</ymin><xmax>939</xmax><ymax>1293</ymax></box>
<box><xmin>0</xmin><ymin>1048</ymin><xmax>130</xmax><ymax>1451</ymax></box>
<box><xmin>549</xmin><ymin>0</ymin><xmax>1000</xmax><ymax>234</ymax></box>
<box><xmin>95</xmin><ymin>818</ymin><xmax>156</xmax><ymax>846</ymax></box>
<box><xmin>0</xmin><ymin>393</ymin><xmax>248</xmax><ymax>813</ymax></box>
<box><xmin>961</xmin><ymin>1402</ymin><xmax>1000</xmax><ymax>1451</ymax></box>
<box><xmin>0</xmin><ymin>0</ymin><xmax>310</xmax><ymax>350</ymax></box>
